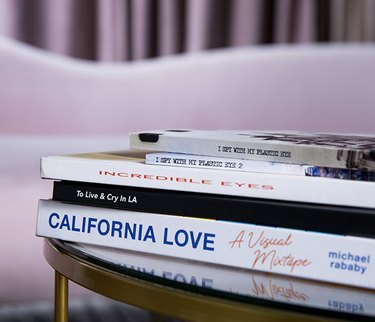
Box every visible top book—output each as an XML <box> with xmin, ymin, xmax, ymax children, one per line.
<box><xmin>129</xmin><ymin>130</ymin><xmax>375</xmax><ymax>170</ymax></box>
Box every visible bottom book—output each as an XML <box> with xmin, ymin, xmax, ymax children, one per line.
<box><xmin>36</xmin><ymin>199</ymin><xmax>375</xmax><ymax>290</ymax></box>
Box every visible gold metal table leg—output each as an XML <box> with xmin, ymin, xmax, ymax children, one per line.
<box><xmin>54</xmin><ymin>270</ymin><xmax>69</xmax><ymax>322</ymax></box>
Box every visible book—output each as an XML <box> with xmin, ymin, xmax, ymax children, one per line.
<box><xmin>37</xmin><ymin>199</ymin><xmax>375</xmax><ymax>290</ymax></box>
<box><xmin>40</xmin><ymin>150</ymin><xmax>375</xmax><ymax>209</ymax></box>
<box><xmin>65</xmin><ymin>241</ymin><xmax>375</xmax><ymax>319</ymax></box>
<box><xmin>53</xmin><ymin>180</ymin><xmax>375</xmax><ymax>237</ymax></box>
<box><xmin>146</xmin><ymin>152</ymin><xmax>375</xmax><ymax>181</ymax></box>
<box><xmin>146</xmin><ymin>152</ymin><xmax>310</xmax><ymax>175</ymax></box>
<box><xmin>129</xmin><ymin>130</ymin><xmax>375</xmax><ymax>170</ymax></box>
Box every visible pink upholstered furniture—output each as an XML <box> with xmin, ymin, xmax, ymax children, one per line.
<box><xmin>2</xmin><ymin>36</ymin><xmax>375</xmax><ymax>135</ymax></box>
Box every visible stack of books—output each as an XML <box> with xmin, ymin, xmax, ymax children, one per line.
<box><xmin>37</xmin><ymin>130</ymin><xmax>375</xmax><ymax>291</ymax></box>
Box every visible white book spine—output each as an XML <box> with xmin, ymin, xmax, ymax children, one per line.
<box><xmin>41</xmin><ymin>155</ymin><xmax>375</xmax><ymax>208</ymax></box>
<box><xmin>129</xmin><ymin>130</ymin><xmax>375</xmax><ymax>169</ymax></box>
<box><xmin>146</xmin><ymin>152</ymin><xmax>309</xmax><ymax>175</ymax></box>
<box><xmin>37</xmin><ymin>200</ymin><xmax>375</xmax><ymax>290</ymax></box>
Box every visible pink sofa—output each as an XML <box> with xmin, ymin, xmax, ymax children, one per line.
<box><xmin>2</xmin><ymin>36</ymin><xmax>375</xmax><ymax>135</ymax></box>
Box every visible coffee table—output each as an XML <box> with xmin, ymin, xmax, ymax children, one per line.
<box><xmin>44</xmin><ymin>238</ymin><xmax>375</xmax><ymax>322</ymax></box>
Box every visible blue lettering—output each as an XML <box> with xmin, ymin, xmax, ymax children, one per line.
<box><xmin>87</xmin><ymin>217</ymin><xmax>97</xmax><ymax>233</ymax></box>
<box><xmin>49</xmin><ymin>213</ymin><xmax>60</xmax><ymax>229</ymax></box>
<box><xmin>162</xmin><ymin>228</ymin><xmax>215</xmax><ymax>250</ymax></box>
<box><xmin>161</xmin><ymin>272</ymin><xmax>213</xmax><ymax>288</ymax></box>
<box><xmin>328</xmin><ymin>300</ymin><xmax>364</xmax><ymax>313</ymax></box>
<box><xmin>71</xmin><ymin>215</ymin><xmax>80</xmax><ymax>232</ymax></box>
<box><xmin>173</xmin><ymin>273</ymin><xmax>187</xmax><ymax>283</ymax></box>
<box><xmin>163</xmin><ymin>228</ymin><xmax>174</xmax><ymax>245</ymax></box>
<box><xmin>60</xmin><ymin>214</ymin><xmax>71</xmax><ymax>230</ymax></box>
<box><xmin>137</xmin><ymin>224</ymin><xmax>143</xmax><ymax>240</ymax></box>
<box><xmin>203</xmin><ymin>233</ymin><xmax>215</xmax><ymax>251</ymax></box>
<box><xmin>47</xmin><ymin>213</ymin><xmax>156</xmax><ymax>242</ymax></box>
<box><xmin>124</xmin><ymin>222</ymin><xmax>136</xmax><ymax>239</ymax></box>
<box><xmin>98</xmin><ymin>219</ymin><xmax>110</xmax><ymax>235</ymax></box>
<box><xmin>141</xmin><ymin>268</ymin><xmax>155</xmax><ymax>275</ymax></box>
<box><xmin>82</xmin><ymin>217</ymin><xmax>86</xmax><ymax>233</ymax></box>
<box><xmin>190</xmin><ymin>231</ymin><xmax>202</xmax><ymax>248</ymax></box>
<box><xmin>111</xmin><ymin>221</ymin><xmax>123</xmax><ymax>237</ymax></box>
<box><xmin>202</xmin><ymin>278</ymin><xmax>213</xmax><ymax>288</ymax></box>
<box><xmin>143</xmin><ymin>226</ymin><xmax>156</xmax><ymax>242</ymax></box>
<box><xmin>175</xmin><ymin>229</ymin><xmax>189</xmax><ymax>247</ymax></box>
<box><xmin>162</xmin><ymin>271</ymin><xmax>173</xmax><ymax>279</ymax></box>
<box><xmin>188</xmin><ymin>276</ymin><xmax>198</xmax><ymax>286</ymax></box>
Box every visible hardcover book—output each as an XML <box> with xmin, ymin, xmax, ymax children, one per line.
<box><xmin>37</xmin><ymin>200</ymin><xmax>375</xmax><ymax>290</ymax></box>
<box><xmin>40</xmin><ymin>150</ymin><xmax>375</xmax><ymax>208</ymax></box>
<box><xmin>146</xmin><ymin>152</ymin><xmax>375</xmax><ymax>181</ymax></box>
<box><xmin>129</xmin><ymin>130</ymin><xmax>375</xmax><ymax>170</ymax></box>
<box><xmin>53</xmin><ymin>180</ymin><xmax>375</xmax><ymax>237</ymax></box>
<box><xmin>146</xmin><ymin>152</ymin><xmax>310</xmax><ymax>175</ymax></box>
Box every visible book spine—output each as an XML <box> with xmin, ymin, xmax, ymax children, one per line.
<box><xmin>146</xmin><ymin>152</ymin><xmax>309</xmax><ymax>175</ymax></box>
<box><xmin>41</xmin><ymin>156</ymin><xmax>375</xmax><ymax>209</ymax></box>
<box><xmin>37</xmin><ymin>200</ymin><xmax>375</xmax><ymax>290</ymax></box>
<box><xmin>52</xmin><ymin>181</ymin><xmax>375</xmax><ymax>237</ymax></box>
<box><xmin>147</xmin><ymin>152</ymin><xmax>375</xmax><ymax>181</ymax></box>
<box><xmin>129</xmin><ymin>132</ymin><xmax>351</xmax><ymax>169</ymax></box>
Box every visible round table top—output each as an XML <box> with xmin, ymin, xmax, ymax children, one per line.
<box><xmin>44</xmin><ymin>238</ymin><xmax>375</xmax><ymax>322</ymax></box>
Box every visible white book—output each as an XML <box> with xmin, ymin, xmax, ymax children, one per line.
<box><xmin>129</xmin><ymin>130</ymin><xmax>375</xmax><ymax>170</ymax></box>
<box><xmin>146</xmin><ymin>152</ymin><xmax>309</xmax><ymax>175</ymax></box>
<box><xmin>72</xmin><ymin>242</ymin><xmax>375</xmax><ymax>317</ymax></box>
<box><xmin>37</xmin><ymin>200</ymin><xmax>375</xmax><ymax>290</ymax></box>
<box><xmin>40</xmin><ymin>150</ymin><xmax>375</xmax><ymax>208</ymax></box>
<box><xmin>146</xmin><ymin>152</ymin><xmax>375</xmax><ymax>181</ymax></box>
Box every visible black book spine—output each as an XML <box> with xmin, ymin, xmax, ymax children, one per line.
<box><xmin>52</xmin><ymin>180</ymin><xmax>375</xmax><ymax>238</ymax></box>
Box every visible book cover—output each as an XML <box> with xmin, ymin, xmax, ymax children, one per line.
<box><xmin>67</xmin><ymin>241</ymin><xmax>375</xmax><ymax>318</ymax></box>
<box><xmin>37</xmin><ymin>200</ymin><xmax>375</xmax><ymax>290</ymax></box>
<box><xmin>129</xmin><ymin>130</ymin><xmax>375</xmax><ymax>170</ymax></box>
<box><xmin>41</xmin><ymin>150</ymin><xmax>375</xmax><ymax>208</ymax></box>
<box><xmin>53</xmin><ymin>180</ymin><xmax>375</xmax><ymax>237</ymax></box>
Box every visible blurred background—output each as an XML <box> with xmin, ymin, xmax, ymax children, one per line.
<box><xmin>1</xmin><ymin>0</ymin><xmax>375</xmax><ymax>134</ymax></box>
<box><xmin>1</xmin><ymin>0</ymin><xmax>375</xmax><ymax>321</ymax></box>
<box><xmin>1</xmin><ymin>0</ymin><xmax>375</xmax><ymax>61</ymax></box>
<box><xmin>2</xmin><ymin>0</ymin><xmax>375</xmax><ymax>134</ymax></box>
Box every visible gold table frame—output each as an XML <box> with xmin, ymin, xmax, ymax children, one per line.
<box><xmin>44</xmin><ymin>239</ymin><xmax>349</xmax><ymax>322</ymax></box>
